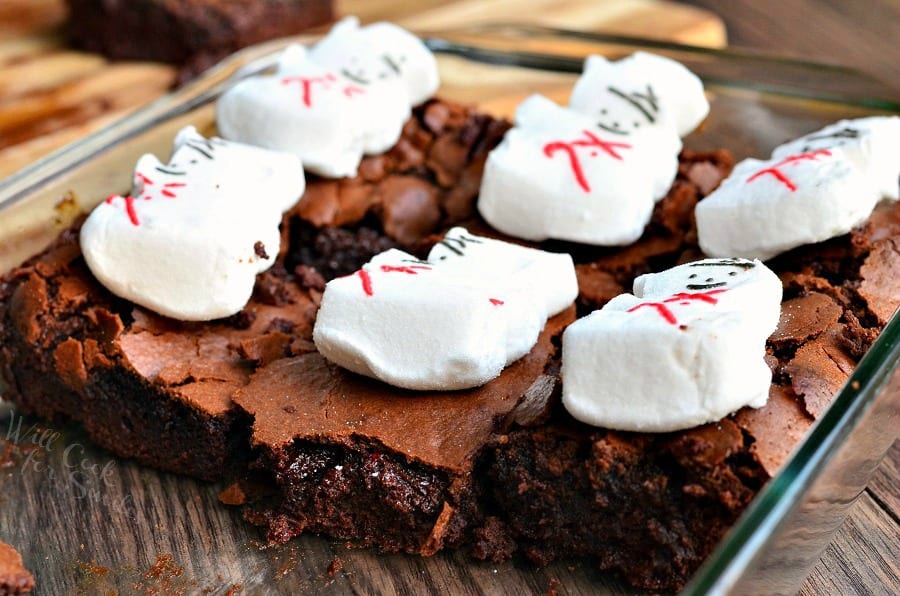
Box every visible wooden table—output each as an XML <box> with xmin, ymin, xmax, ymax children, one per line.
<box><xmin>680</xmin><ymin>2</ymin><xmax>900</xmax><ymax>594</ymax></box>
<box><xmin>0</xmin><ymin>0</ymin><xmax>897</xmax><ymax>594</ymax></box>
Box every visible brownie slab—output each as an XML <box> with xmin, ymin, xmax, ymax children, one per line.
<box><xmin>0</xmin><ymin>225</ymin><xmax>317</xmax><ymax>481</ymax></box>
<box><xmin>467</xmin><ymin>188</ymin><xmax>900</xmax><ymax>592</ymax></box>
<box><xmin>66</xmin><ymin>0</ymin><xmax>335</xmax><ymax>80</ymax></box>
<box><xmin>234</xmin><ymin>307</ymin><xmax>574</xmax><ymax>554</ymax></box>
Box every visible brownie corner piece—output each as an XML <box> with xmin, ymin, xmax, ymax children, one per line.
<box><xmin>233</xmin><ymin>307</ymin><xmax>574</xmax><ymax>553</ymax></box>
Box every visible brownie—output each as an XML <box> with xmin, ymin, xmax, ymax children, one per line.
<box><xmin>0</xmin><ymin>224</ymin><xmax>317</xmax><ymax>481</ymax></box>
<box><xmin>0</xmin><ymin>100</ymin><xmax>507</xmax><ymax>482</ymax></box>
<box><xmin>65</xmin><ymin>0</ymin><xmax>334</xmax><ymax>80</ymax></box>
<box><xmin>1</xmin><ymin>97</ymin><xmax>897</xmax><ymax>592</ymax></box>
<box><xmin>235</xmin><ymin>307</ymin><xmax>572</xmax><ymax>554</ymax></box>
<box><xmin>467</xmin><ymin>196</ymin><xmax>900</xmax><ymax>591</ymax></box>
<box><xmin>0</xmin><ymin>541</ymin><xmax>33</xmax><ymax>595</ymax></box>
<box><xmin>234</xmin><ymin>138</ymin><xmax>898</xmax><ymax>590</ymax></box>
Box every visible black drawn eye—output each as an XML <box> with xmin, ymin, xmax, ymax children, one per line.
<box><xmin>191</xmin><ymin>160</ymin><xmax>198</xmax><ymax>164</ymax></box>
<box><xmin>600</xmin><ymin>108</ymin><xmax>608</xmax><ymax>115</ymax></box>
<box><xmin>633</xmin><ymin>122</ymin><xmax>640</xmax><ymax>128</ymax></box>
<box><xmin>688</xmin><ymin>274</ymin><xmax>697</xmax><ymax>279</ymax></box>
<box><xmin>729</xmin><ymin>271</ymin><xmax>737</xmax><ymax>276</ymax></box>
<box><xmin>705</xmin><ymin>277</ymin><xmax>714</xmax><ymax>283</ymax></box>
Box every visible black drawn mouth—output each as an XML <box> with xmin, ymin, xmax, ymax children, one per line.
<box><xmin>596</xmin><ymin>122</ymin><xmax>630</xmax><ymax>135</ymax></box>
<box><xmin>686</xmin><ymin>282</ymin><xmax>727</xmax><ymax>290</ymax></box>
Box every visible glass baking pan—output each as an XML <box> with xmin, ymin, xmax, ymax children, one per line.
<box><xmin>0</xmin><ymin>25</ymin><xmax>897</xmax><ymax>595</ymax></box>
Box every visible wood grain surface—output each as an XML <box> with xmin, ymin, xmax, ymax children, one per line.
<box><xmin>0</xmin><ymin>0</ymin><xmax>898</xmax><ymax>594</ymax></box>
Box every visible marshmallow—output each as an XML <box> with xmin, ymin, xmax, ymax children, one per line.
<box><xmin>310</xmin><ymin>16</ymin><xmax>440</xmax><ymax>107</ymax></box>
<box><xmin>696</xmin><ymin>147</ymin><xmax>882</xmax><ymax>260</ymax></box>
<box><xmin>569</xmin><ymin>52</ymin><xmax>709</xmax><ymax>138</ymax></box>
<box><xmin>478</xmin><ymin>94</ymin><xmax>679</xmax><ymax>245</ymax></box>
<box><xmin>217</xmin><ymin>44</ymin><xmax>409</xmax><ymax>178</ymax></box>
<box><xmin>313</xmin><ymin>228</ymin><xmax>577</xmax><ymax>390</ymax></box>
<box><xmin>427</xmin><ymin>227</ymin><xmax>578</xmax><ymax>320</ymax></box>
<box><xmin>81</xmin><ymin>127</ymin><xmax>304</xmax><ymax>321</ymax></box>
<box><xmin>772</xmin><ymin>116</ymin><xmax>900</xmax><ymax>201</ymax></box>
<box><xmin>562</xmin><ymin>258</ymin><xmax>782</xmax><ymax>432</ymax></box>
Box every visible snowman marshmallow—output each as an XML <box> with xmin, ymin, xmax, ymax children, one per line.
<box><xmin>313</xmin><ymin>228</ymin><xmax>577</xmax><ymax>390</ymax></box>
<box><xmin>771</xmin><ymin>116</ymin><xmax>900</xmax><ymax>201</ymax></box>
<box><xmin>696</xmin><ymin>146</ymin><xmax>882</xmax><ymax>260</ymax></box>
<box><xmin>477</xmin><ymin>94</ymin><xmax>679</xmax><ymax>245</ymax></box>
<box><xmin>569</xmin><ymin>52</ymin><xmax>709</xmax><ymax>139</ymax></box>
<box><xmin>309</xmin><ymin>16</ymin><xmax>440</xmax><ymax>107</ymax></box>
<box><xmin>217</xmin><ymin>44</ymin><xmax>409</xmax><ymax>178</ymax></box>
<box><xmin>81</xmin><ymin>126</ymin><xmax>304</xmax><ymax>321</ymax></box>
<box><xmin>562</xmin><ymin>258</ymin><xmax>782</xmax><ymax>432</ymax></box>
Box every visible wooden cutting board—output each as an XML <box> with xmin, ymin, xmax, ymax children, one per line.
<box><xmin>0</xmin><ymin>0</ymin><xmax>724</xmax><ymax>180</ymax></box>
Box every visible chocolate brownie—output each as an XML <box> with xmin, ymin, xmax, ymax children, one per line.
<box><xmin>0</xmin><ymin>223</ymin><xmax>317</xmax><ymax>481</ymax></box>
<box><xmin>0</xmin><ymin>100</ymin><xmax>507</xmax><ymax>482</ymax></box>
<box><xmin>0</xmin><ymin>540</ymin><xmax>33</xmax><ymax>595</ymax></box>
<box><xmin>1</xmin><ymin>98</ymin><xmax>897</xmax><ymax>592</ymax></box>
<box><xmin>65</xmin><ymin>0</ymin><xmax>334</xmax><ymax>79</ymax></box>
<box><xmin>232</xmin><ymin>138</ymin><xmax>899</xmax><ymax>590</ymax></box>
<box><xmin>235</xmin><ymin>308</ymin><xmax>572</xmax><ymax>554</ymax></box>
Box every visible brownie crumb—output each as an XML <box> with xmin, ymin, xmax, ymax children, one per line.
<box><xmin>326</xmin><ymin>557</ymin><xmax>343</xmax><ymax>578</ymax></box>
<box><xmin>254</xmin><ymin>241</ymin><xmax>270</xmax><ymax>260</ymax></box>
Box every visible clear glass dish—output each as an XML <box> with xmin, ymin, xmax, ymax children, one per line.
<box><xmin>0</xmin><ymin>26</ymin><xmax>896</xmax><ymax>595</ymax></box>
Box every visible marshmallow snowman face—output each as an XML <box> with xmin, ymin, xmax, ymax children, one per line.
<box><xmin>477</xmin><ymin>94</ymin><xmax>679</xmax><ymax>245</ymax></box>
<box><xmin>217</xmin><ymin>44</ymin><xmax>409</xmax><ymax>178</ymax></box>
<box><xmin>696</xmin><ymin>147</ymin><xmax>882</xmax><ymax>260</ymax></box>
<box><xmin>310</xmin><ymin>16</ymin><xmax>440</xmax><ymax>107</ymax></box>
<box><xmin>562</xmin><ymin>258</ymin><xmax>782</xmax><ymax>432</ymax></box>
<box><xmin>313</xmin><ymin>228</ymin><xmax>577</xmax><ymax>390</ymax></box>
<box><xmin>569</xmin><ymin>52</ymin><xmax>709</xmax><ymax>138</ymax></box>
<box><xmin>771</xmin><ymin>116</ymin><xmax>900</xmax><ymax>201</ymax></box>
<box><xmin>80</xmin><ymin>126</ymin><xmax>304</xmax><ymax>321</ymax></box>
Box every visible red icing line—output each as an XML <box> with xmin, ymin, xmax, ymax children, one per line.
<box><xmin>164</xmin><ymin>182</ymin><xmax>186</xmax><ymax>188</ymax></box>
<box><xmin>627</xmin><ymin>289</ymin><xmax>729</xmax><ymax>325</ymax></box>
<box><xmin>281</xmin><ymin>73</ymin><xmax>339</xmax><ymax>107</ymax></box>
<box><xmin>665</xmin><ymin>289</ymin><xmax>726</xmax><ymax>305</ymax></box>
<box><xmin>104</xmin><ymin>195</ymin><xmax>141</xmax><ymax>226</ymax></box>
<box><xmin>543</xmin><ymin>130</ymin><xmax>632</xmax><ymax>192</ymax></box>
<box><xmin>379</xmin><ymin>264</ymin><xmax>432</xmax><ymax>274</ymax></box>
<box><xmin>136</xmin><ymin>173</ymin><xmax>154</xmax><ymax>185</ymax></box>
<box><xmin>124</xmin><ymin>197</ymin><xmax>139</xmax><ymax>226</ymax></box>
<box><xmin>343</xmin><ymin>85</ymin><xmax>366</xmax><ymax>98</ymax></box>
<box><xmin>746</xmin><ymin>149</ymin><xmax>832</xmax><ymax>192</ymax></box>
<box><xmin>489</xmin><ymin>298</ymin><xmax>505</xmax><ymax>306</ymax></box>
<box><xmin>161</xmin><ymin>190</ymin><xmax>176</xmax><ymax>198</ymax></box>
<box><xmin>627</xmin><ymin>302</ymin><xmax>677</xmax><ymax>324</ymax></box>
<box><xmin>358</xmin><ymin>269</ymin><xmax>373</xmax><ymax>296</ymax></box>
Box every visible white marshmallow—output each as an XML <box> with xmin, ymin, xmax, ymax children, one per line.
<box><xmin>696</xmin><ymin>147</ymin><xmax>882</xmax><ymax>260</ymax></box>
<box><xmin>562</xmin><ymin>258</ymin><xmax>782</xmax><ymax>432</ymax></box>
<box><xmin>569</xmin><ymin>52</ymin><xmax>709</xmax><ymax>138</ymax></box>
<box><xmin>427</xmin><ymin>227</ymin><xmax>578</xmax><ymax>319</ymax></box>
<box><xmin>771</xmin><ymin>116</ymin><xmax>900</xmax><ymax>201</ymax></box>
<box><xmin>81</xmin><ymin>127</ymin><xmax>304</xmax><ymax>321</ymax></box>
<box><xmin>313</xmin><ymin>229</ymin><xmax>577</xmax><ymax>390</ymax></box>
<box><xmin>217</xmin><ymin>44</ymin><xmax>408</xmax><ymax>178</ymax></box>
<box><xmin>478</xmin><ymin>95</ymin><xmax>678</xmax><ymax>245</ymax></box>
<box><xmin>310</xmin><ymin>16</ymin><xmax>440</xmax><ymax>107</ymax></box>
